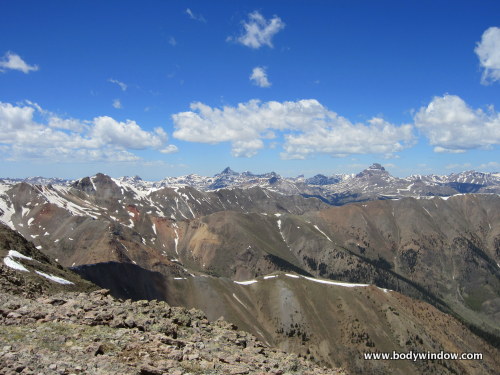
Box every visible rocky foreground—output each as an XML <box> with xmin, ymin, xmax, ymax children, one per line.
<box><xmin>0</xmin><ymin>266</ymin><xmax>345</xmax><ymax>375</ymax></box>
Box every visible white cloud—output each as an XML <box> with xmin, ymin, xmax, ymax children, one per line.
<box><xmin>0</xmin><ymin>52</ymin><xmax>38</xmax><ymax>73</ymax></box>
<box><xmin>23</xmin><ymin>100</ymin><xmax>86</xmax><ymax>132</ymax></box>
<box><xmin>113</xmin><ymin>99</ymin><xmax>122</xmax><ymax>109</ymax></box>
<box><xmin>414</xmin><ymin>94</ymin><xmax>500</xmax><ymax>153</ymax></box>
<box><xmin>232</xmin><ymin>11</ymin><xmax>285</xmax><ymax>49</ymax></box>
<box><xmin>475</xmin><ymin>27</ymin><xmax>500</xmax><ymax>84</ymax></box>
<box><xmin>108</xmin><ymin>78</ymin><xmax>127</xmax><ymax>91</ymax></box>
<box><xmin>6</xmin><ymin>145</ymin><xmax>140</xmax><ymax>163</ymax></box>
<box><xmin>232</xmin><ymin>139</ymin><xmax>264</xmax><ymax>157</ymax></box>
<box><xmin>159</xmin><ymin>144</ymin><xmax>179</xmax><ymax>154</ymax></box>
<box><xmin>478</xmin><ymin>161</ymin><xmax>500</xmax><ymax>170</ymax></box>
<box><xmin>90</xmin><ymin>117</ymin><xmax>167</xmax><ymax>149</ymax></box>
<box><xmin>0</xmin><ymin>101</ymin><xmax>169</xmax><ymax>162</ymax></box>
<box><xmin>250</xmin><ymin>67</ymin><xmax>271</xmax><ymax>88</ymax></box>
<box><xmin>186</xmin><ymin>8</ymin><xmax>206</xmax><ymax>22</ymax></box>
<box><xmin>168</xmin><ymin>36</ymin><xmax>177</xmax><ymax>46</ymax></box>
<box><xmin>282</xmin><ymin>117</ymin><xmax>414</xmax><ymax>159</ymax></box>
<box><xmin>172</xmin><ymin>99</ymin><xmax>414</xmax><ymax>158</ymax></box>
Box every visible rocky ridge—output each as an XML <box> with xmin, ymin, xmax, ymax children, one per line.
<box><xmin>0</xmin><ymin>282</ymin><xmax>344</xmax><ymax>375</ymax></box>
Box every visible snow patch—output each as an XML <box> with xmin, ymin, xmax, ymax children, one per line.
<box><xmin>0</xmin><ymin>190</ymin><xmax>15</xmax><ymax>229</ymax></box>
<box><xmin>37</xmin><ymin>185</ymin><xmax>101</xmax><ymax>219</ymax></box>
<box><xmin>8</xmin><ymin>250</ymin><xmax>34</xmax><ymax>261</ymax></box>
<box><xmin>285</xmin><ymin>273</ymin><xmax>300</xmax><ymax>279</ymax></box>
<box><xmin>3</xmin><ymin>256</ymin><xmax>29</xmax><ymax>272</ymax></box>
<box><xmin>21</xmin><ymin>206</ymin><xmax>30</xmax><ymax>217</ymax></box>
<box><xmin>35</xmin><ymin>270</ymin><xmax>74</xmax><ymax>285</ymax></box>
<box><xmin>263</xmin><ymin>275</ymin><xmax>278</xmax><ymax>280</ymax></box>
<box><xmin>303</xmin><ymin>276</ymin><xmax>369</xmax><ymax>287</ymax></box>
<box><xmin>234</xmin><ymin>279</ymin><xmax>258</xmax><ymax>285</ymax></box>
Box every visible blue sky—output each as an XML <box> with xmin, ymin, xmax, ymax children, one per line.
<box><xmin>1</xmin><ymin>0</ymin><xmax>500</xmax><ymax>179</ymax></box>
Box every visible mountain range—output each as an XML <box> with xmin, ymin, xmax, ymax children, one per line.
<box><xmin>3</xmin><ymin>163</ymin><xmax>500</xmax><ymax>205</ymax></box>
<box><xmin>1</xmin><ymin>163</ymin><xmax>499</xmax><ymax>374</ymax></box>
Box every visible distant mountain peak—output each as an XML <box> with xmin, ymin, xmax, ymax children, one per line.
<box><xmin>220</xmin><ymin>167</ymin><xmax>238</xmax><ymax>175</ymax></box>
<box><xmin>368</xmin><ymin>163</ymin><xmax>385</xmax><ymax>171</ymax></box>
<box><xmin>356</xmin><ymin>163</ymin><xmax>390</xmax><ymax>178</ymax></box>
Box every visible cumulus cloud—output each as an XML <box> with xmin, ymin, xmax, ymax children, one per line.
<box><xmin>159</xmin><ymin>144</ymin><xmax>179</xmax><ymax>154</ymax></box>
<box><xmin>108</xmin><ymin>79</ymin><xmax>127</xmax><ymax>91</ymax></box>
<box><xmin>113</xmin><ymin>99</ymin><xmax>122</xmax><ymax>109</ymax></box>
<box><xmin>414</xmin><ymin>94</ymin><xmax>500</xmax><ymax>153</ymax></box>
<box><xmin>231</xmin><ymin>11</ymin><xmax>285</xmax><ymax>49</ymax></box>
<box><xmin>186</xmin><ymin>8</ymin><xmax>206</xmax><ymax>22</ymax></box>
<box><xmin>250</xmin><ymin>67</ymin><xmax>271</xmax><ymax>88</ymax></box>
<box><xmin>232</xmin><ymin>139</ymin><xmax>264</xmax><ymax>158</ymax></box>
<box><xmin>282</xmin><ymin>117</ymin><xmax>414</xmax><ymax>159</ymax></box>
<box><xmin>475</xmin><ymin>27</ymin><xmax>500</xmax><ymax>84</ymax></box>
<box><xmin>0</xmin><ymin>101</ymin><xmax>169</xmax><ymax>162</ymax></box>
<box><xmin>172</xmin><ymin>99</ymin><xmax>415</xmax><ymax>158</ymax></box>
<box><xmin>23</xmin><ymin>100</ymin><xmax>86</xmax><ymax>132</ymax></box>
<box><xmin>0</xmin><ymin>52</ymin><xmax>38</xmax><ymax>73</ymax></box>
<box><xmin>90</xmin><ymin>117</ymin><xmax>166</xmax><ymax>149</ymax></box>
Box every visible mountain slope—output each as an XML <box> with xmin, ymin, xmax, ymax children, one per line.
<box><xmin>301</xmin><ymin>195</ymin><xmax>500</xmax><ymax>335</ymax></box>
<box><xmin>0</xmin><ymin>223</ymin><xmax>96</xmax><ymax>296</ymax></box>
<box><xmin>74</xmin><ymin>266</ymin><xmax>500</xmax><ymax>375</ymax></box>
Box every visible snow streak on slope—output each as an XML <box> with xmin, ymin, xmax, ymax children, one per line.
<box><xmin>35</xmin><ymin>270</ymin><xmax>74</xmax><ymax>285</ymax></box>
<box><xmin>302</xmin><ymin>276</ymin><xmax>370</xmax><ymax>288</ymax></box>
<box><xmin>234</xmin><ymin>280</ymin><xmax>258</xmax><ymax>285</ymax></box>
<box><xmin>36</xmin><ymin>185</ymin><xmax>102</xmax><ymax>219</ymax></box>
<box><xmin>0</xmin><ymin>184</ymin><xmax>14</xmax><ymax>229</ymax></box>
<box><xmin>313</xmin><ymin>225</ymin><xmax>332</xmax><ymax>242</ymax></box>
<box><xmin>234</xmin><ymin>273</ymin><xmax>390</xmax><ymax>290</ymax></box>
<box><xmin>3</xmin><ymin>256</ymin><xmax>29</xmax><ymax>272</ymax></box>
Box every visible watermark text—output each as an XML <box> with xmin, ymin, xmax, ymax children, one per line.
<box><xmin>364</xmin><ymin>350</ymin><xmax>483</xmax><ymax>361</ymax></box>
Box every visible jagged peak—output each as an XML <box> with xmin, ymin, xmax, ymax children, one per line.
<box><xmin>368</xmin><ymin>163</ymin><xmax>385</xmax><ymax>171</ymax></box>
<box><xmin>220</xmin><ymin>167</ymin><xmax>238</xmax><ymax>175</ymax></box>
